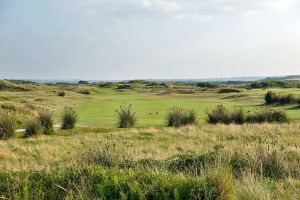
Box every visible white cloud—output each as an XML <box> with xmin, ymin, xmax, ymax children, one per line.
<box><xmin>243</xmin><ymin>10</ymin><xmax>259</xmax><ymax>16</ymax></box>
<box><xmin>263</xmin><ymin>0</ymin><xmax>298</xmax><ymax>11</ymax></box>
<box><xmin>140</xmin><ymin>0</ymin><xmax>181</xmax><ymax>12</ymax></box>
<box><xmin>53</xmin><ymin>0</ymin><xmax>300</xmax><ymax>22</ymax></box>
<box><xmin>175</xmin><ymin>14</ymin><xmax>212</xmax><ymax>22</ymax></box>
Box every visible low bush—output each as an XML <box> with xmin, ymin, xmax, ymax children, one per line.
<box><xmin>38</xmin><ymin>110</ymin><xmax>54</xmax><ymax>134</ymax></box>
<box><xmin>60</xmin><ymin>107</ymin><xmax>78</xmax><ymax>129</ymax></box>
<box><xmin>218</xmin><ymin>88</ymin><xmax>240</xmax><ymax>93</ymax></box>
<box><xmin>115</xmin><ymin>105</ymin><xmax>136</xmax><ymax>128</ymax></box>
<box><xmin>24</xmin><ymin>118</ymin><xmax>42</xmax><ymax>137</ymax></box>
<box><xmin>197</xmin><ymin>82</ymin><xmax>218</xmax><ymax>88</ymax></box>
<box><xmin>0</xmin><ymin>112</ymin><xmax>16</xmax><ymax>140</ymax></box>
<box><xmin>57</xmin><ymin>91</ymin><xmax>65</xmax><ymax>97</ymax></box>
<box><xmin>79</xmin><ymin>90</ymin><xmax>90</xmax><ymax>95</ymax></box>
<box><xmin>247</xmin><ymin>109</ymin><xmax>288</xmax><ymax>123</ymax></box>
<box><xmin>207</xmin><ymin>105</ymin><xmax>288</xmax><ymax>124</ymax></box>
<box><xmin>167</xmin><ymin>107</ymin><xmax>196</xmax><ymax>127</ymax></box>
<box><xmin>117</xmin><ymin>84</ymin><xmax>131</xmax><ymax>90</ymax></box>
<box><xmin>265</xmin><ymin>91</ymin><xmax>297</xmax><ymax>105</ymax></box>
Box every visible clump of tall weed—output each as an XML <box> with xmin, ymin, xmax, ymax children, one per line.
<box><xmin>0</xmin><ymin>112</ymin><xmax>16</xmax><ymax>139</ymax></box>
<box><xmin>167</xmin><ymin>107</ymin><xmax>196</xmax><ymax>127</ymax></box>
<box><xmin>60</xmin><ymin>107</ymin><xmax>78</xmax><ymax>129</ymax></box>
<box><xmin>38</xmin><ymin>110</ymin><xmax>54</xmax><ymax>134</ymax></box>
<box><xmin>115</xmin><ymin>104</ymin><xmax>136</xmax><ymax>128</ymax></box>
<box><xmin>24</xmin><ymin>118</ymin><xmax>42</xmax><ymax>137</ymax></box>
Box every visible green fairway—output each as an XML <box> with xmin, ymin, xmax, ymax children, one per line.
<box><xmin>72</xmin><ymin>87</ymin><xmax>300</xmax><ymax>128</ymax></box>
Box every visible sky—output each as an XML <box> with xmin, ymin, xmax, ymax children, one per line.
<box><xmin>0</xmin><ymin>0</ymin><xmax>300</xmax><ymax>80</ymax></box>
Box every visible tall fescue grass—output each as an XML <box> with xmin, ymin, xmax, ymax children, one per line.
<box><xmin>0</xmin><ymin>166</ymin><xmax>234</xmax><ymax>200</ymax></box>
<box><xmin>38</xmin><ymin>110</ymin><xmax>54</xmax><ymax>134</ymax></box>
<box><xmin>0</xmin><ymin>112</ymin><xmax>15</xmax><ymax>140</ymax></box>
<box><xmin>265</xmin><ymin>91</ymin><xmax>297</xmax><ymax>105</ymax></box>
<box><xmin>167</xmin><ymin>107</ymin><xmax>196</xmax><ymax>127</ymax></box>
<box><xmin>115</xmin><ymin>104</ymin><xmax>136</xmax><ymax>128</ymax></box>
<box><xmin>207</xmin><ymin>105</ymin><xmax>288</xmax><ymax>124</ymax></box>
<box><xmin>24</xmin><ymin>118</ymin><xmax>42</xmax><ymax>137</ymax></box>
<box><xmin>60</xmin><ymin>107</ymin><xmax>78</xmax><ymax>129</ymax></box>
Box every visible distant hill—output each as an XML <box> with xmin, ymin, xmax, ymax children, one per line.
<box><xmin>262</xmin><ymin>75</ymin><xmax>300</xmax><ymax>81</ymax></box>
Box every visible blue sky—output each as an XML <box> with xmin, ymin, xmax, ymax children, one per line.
<box><xmin>0</xmin><ymin>0</ymin><xmax>300</xmax><ymax>80</ymax></box>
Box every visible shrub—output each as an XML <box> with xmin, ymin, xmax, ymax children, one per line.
<box><xmin>265</xmin><ymin>91</ymin><xmax>277</xmax><ymax>104</ymax></box>
<box><xmin>0</xmin><ymin>112</ymin><xmax>16</xmax><ymax>140</ymax></box>
<box><xmin>79</xmin><ymin>90</ymin><xmax>90</xmax><ymax>95</ymax></box>
<box><xmin>265</xmin><ymin>91</ymin><xmax>297</xmax><ymax>105</ymax></box>
<box><xmin>115</xmin><ymin>105</ymin><xmax>136</xmax><ymax>128</ymax></box>
<box><xmin>24</xmin><ymin>119</ymin><xmax>42</xmax><ymax>137</ymax></box>
<box><xmin>117</xmin><ymin>84</ymin><xmax>131</xmax><ymax>90</ymax></box>
<box><xmin>38</xmin><ymin>111</ymin><xmax>54</xmax><ymax>134</ymax></box>
<box><xmin>78</xmin><ymin>80</ymin><xmax>89</xmax><ymax>84</ymax></box>
<box><xmin>196</xmin><ymin>82</ymin><xmax>218</xmax><ymax>88</ymax></box>
<box><xmin>57</xmin><ymin>91</ymin><xmax>65</xmax><ymax>97</ymax></box>
<box><xmin>218</xmin><ymin>88</ymin><xmax>240</xmax><ymax>93</ymax></box>
<box><xmin>60</xmin><ymin>107</ymin><xmax>78</xmax><ymax>129</ymax></box>
<box><xmin>207</xmin><ymin>105</ymin><xmax>289</xmax><ymax>124</ymax></box>
<box><xmin>98</xmin><ymin>82</ymin><xmax>113</xmax><ymax>88</ymax></box>
<box><xmin>247</xmin><ymin>109</ymin><xmax>288</xmax><ymax>123</ymax></box>
<box><xmin>167</xmin><ymin>107</ymin><xmax>196</xmax><ymax>127</ymax></box>
<box><xmin>206</xmin><ymin>105</ymin><xmax>231</xmax><ymax>124</ymax></box>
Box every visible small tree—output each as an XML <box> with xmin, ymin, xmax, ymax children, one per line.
<box><xmin>115</xmin><ymin>105</ymin><xmax>136</xmax><ymax>128</ymax></box>
<box><xmin>60</xmin><ymin>107</ymin><xmax>78</xmax><ymax>129</ymax></box>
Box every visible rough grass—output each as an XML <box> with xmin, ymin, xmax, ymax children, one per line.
<box><xmin>0</xmin><ymin>124</ymin><xmax>299</xmax><ymax>199</ymax></box>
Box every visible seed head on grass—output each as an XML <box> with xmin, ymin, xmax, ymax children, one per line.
<box><xmin>115</xmin><ymin>104</ymin><xmax>136</xmax><ymax>128</ymax></box>
<box><xmin>60</xmin><ymin>107</ymin><xmax>78</xmax><ymax>129</ymax></box>
<box><xmin>0</xmin><ymin>112</ymin><xmax>16</xmax><ymax>140</ymax></box>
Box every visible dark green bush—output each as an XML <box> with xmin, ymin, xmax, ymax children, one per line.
<box><xmin>265</xmin><ymin>91</ymin><xmax>297</xmax><ymax>105</ymax></box>
<box><xmin>218</xmin><ymin>88</ymin><xmax>240</xmax><ymax>93</ymax></box>
<box><xmin>57</xmin><ymin>91</ymin><xmax>65</xmax><ymax>97</ymax></box>
<box><xmin>24</xmin><ymin>118</ymin><xmax>42</xmax><ymax>137</ymax></box>
<box><xmin>0</xmin><ymin>112</ymin><xmax>16</xmax><ymax>140</ymax></box>
<box><xmin>79</xmin><ymin>90</ymin><xmax>90</xmax><ymax>95</ymax></box>
<box><xmin>115</xmin><ymin>105</ymin><xmax>136</xmax><ymax>128</ymax></box>
<box><xmin>117</xmin><ymin>84</ymin><xmax>131</xmax><ymax>90</ymax></box>
<box><xmin>197</xmin><ymin>82</ymin><xmax>218</xmax><ymax>88</ymax></box>
<box><xmin>167</xmin><ymin>107</ymin><xmax>196</xmax><ymax>127</ymax></box>
<box><xmin>38</xmin><ymin>110</ymin><xmax>54</xmax><ymax>134</ymax></box>
<box><xmin>60</xmin><ymin>107</ymin><xmax>78</xmax><ymax>129</ymax></box>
